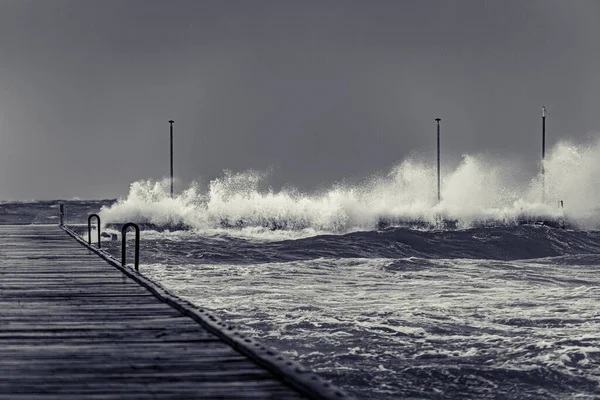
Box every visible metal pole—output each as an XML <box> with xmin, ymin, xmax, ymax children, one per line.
<box><xmin>435</xmin><ymin>118</ymin><xmax>441</xmax><ymax>203</ymax></box>
<box><xmin>59</xmin><ymin>202</ymin><xmax>64</xmax><ymax>226</ymax></box>
<box><xmin>541</xmin><ymin>107</ymin><xmax>546</xmax><ymax>203</ymax></box>
<box><xmin>169</xmin><ymin>120</ymin><xmax>174</xmax><ymax>198</ymax></box>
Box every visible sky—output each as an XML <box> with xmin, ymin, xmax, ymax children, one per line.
<box><xmin>0</xmin><ymin>0</ymin><xmax>599</xmax><ymax>200</ymax></box>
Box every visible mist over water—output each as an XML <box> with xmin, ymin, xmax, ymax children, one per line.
<box><xmin>99</xmin><ymin>139</ymin><xmax>600</xmax><ymax>236</ymax></box>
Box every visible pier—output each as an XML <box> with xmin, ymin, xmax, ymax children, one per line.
<box><xmin>0</xmin><ymin>224</ymin><xmax>350</xmax><ymax>399</ymax></box>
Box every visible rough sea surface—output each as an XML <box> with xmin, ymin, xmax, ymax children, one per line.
<box><xmin>3</xmin><ymin>200</ymin><xmax>600</xmax><ymax>399</ymax></box>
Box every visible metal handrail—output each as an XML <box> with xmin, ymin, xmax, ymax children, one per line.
<box><xmin>59</xmin><ymin>203</ymin><xmax>65</xmax><ymax>226</ymax></box>
<box><xmin>122</xmin><ymin>222</ymin><xmax>140</xmax><ymax>271</ymax></box>
<box><xmin>88</xmin><ymin>214</ymin><xmax>101</xmax><ymax>248</ymax></box>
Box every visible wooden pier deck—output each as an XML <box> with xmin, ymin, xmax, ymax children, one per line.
<box><xmin>0</xmin><ymin>225</ymin><xmax>348</xmax><ymax>399</ymax></box>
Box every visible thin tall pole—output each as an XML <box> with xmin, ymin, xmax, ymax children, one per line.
<box><xmin>169</xmin><ymin>120</ymin><xmax>174</xmax><ymax>198</ymax></box>
<box><xmin>541</xmin><ymin>107</ymin><xmax>546</xmax><ymax>203</ymax></box>
<box><xmin>435</xmin><ymin>118</ymin><xmax>441</xmax><ymax>203</ymax></box>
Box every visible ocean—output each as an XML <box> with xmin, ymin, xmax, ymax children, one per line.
<box><xmin>3</xmin><ymin>144</ymin><xmax>600</xmax><ymax>399</ymax></box>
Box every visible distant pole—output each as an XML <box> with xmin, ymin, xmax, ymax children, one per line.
<box><xmin>541</xmin><ymin>107</ymin><xmax>546</xmax><ymax>203</ymax></box>
<box><xmin>435</xmin><ymin>118</ymin><xmax>441</xmax><ymax>203</ymax></box>
<box><xmin>169</xmin><ymin>120</ymin><xmax>174</xmax><ymax>198</ymax></box>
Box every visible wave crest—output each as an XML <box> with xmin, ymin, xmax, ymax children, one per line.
<box><xmin>99</xmin><ymin>139</ymin><xmax>600</xmax><ymax>235</ymax></box>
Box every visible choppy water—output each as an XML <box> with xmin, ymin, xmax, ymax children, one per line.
<box><xmin>115</xmin><ymin>228</ymin><xmax>600</xmax><ymax>399</ymax></box>
<box><xmin>5</xmin><ymin>200</ymin><xmax>600</xmax><ymax>398</ymax></box>
<box><xmin>137</xmin><ymin>255</ymin><xmax>600</xmax><ymax>399</ymax></box>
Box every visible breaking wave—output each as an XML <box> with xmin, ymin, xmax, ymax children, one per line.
<box><xmin>99</xmin><ymin>139</ymin><xmax>600</xmax><ymax>236</ymax></box>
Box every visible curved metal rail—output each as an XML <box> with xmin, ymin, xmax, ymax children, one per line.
<box><xmin>87</xmin><ymin>214</ymin><xmax>101</xmax><ymax>248</ymax></box>
<box><xmin>121</xmin><ymin>222</ymin><xmax>140</xmax><ymax>271</ymax></box>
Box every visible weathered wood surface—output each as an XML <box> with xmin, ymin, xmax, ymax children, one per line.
<box><xmin>0</xmin><ymin>225</ymin><xmax>308</xmax><ymax>399</ymax></box>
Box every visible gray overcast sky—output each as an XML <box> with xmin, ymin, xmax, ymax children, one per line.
<box><xmin>0</xmin><ymin>0</ymin><xmax>599</xmax><ymax>200</ymax></box>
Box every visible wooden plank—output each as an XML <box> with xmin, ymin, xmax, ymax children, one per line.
<box><xmin>0</xmin><ymin>328</ymin><xmax>216</xmax><ymax>342</ymax></box>
<box><xmin>1</xmin><ymin>320</ymin><xmax>216</xmax><ymax>330</ymax></box>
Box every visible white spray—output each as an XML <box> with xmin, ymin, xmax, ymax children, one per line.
<box><xmin>99</xmin><ymin>139</ymin><xmax>600</xmax><ymax>236</ymax></box>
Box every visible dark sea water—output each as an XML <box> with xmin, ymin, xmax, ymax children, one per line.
<box><xmin>3</xmin><ymin>200</ymin><xmax>600</xmax><ymax>399</ymax></box>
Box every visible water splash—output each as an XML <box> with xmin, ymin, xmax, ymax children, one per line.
<box><xmin>99</xmin><ymin>139</ymin><xmax>600</xmax><ymax>235</ymax></box>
